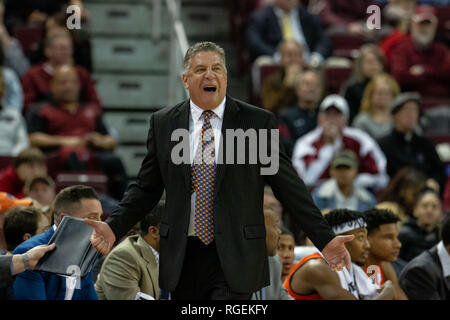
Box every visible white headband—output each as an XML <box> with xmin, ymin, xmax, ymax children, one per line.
<box><xmin>332</xmin><ymin>217</ymin><xmax>367</xmax><ymax>235</ymax></box>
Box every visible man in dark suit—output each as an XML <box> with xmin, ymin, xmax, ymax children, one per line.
<box><xmin>86</xmin><ymin>41</ymin><xmax>353</xmax><ymax>300</ymax></box>
<box><xmin>399</xmin><ymin>215</ymin><xmax>450</xmax><ymax>300</ymax></box>
<box><xmin>246</xmin><ymin>0</ymin><xmax>331</xmax><ymax>65</ymax></box>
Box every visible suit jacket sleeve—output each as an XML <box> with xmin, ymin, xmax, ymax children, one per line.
<box><xmin>106</xmin><ymin>114</ymin><xmax>164</xmax><ymax>240</ymax></box>
<box><xmin>246</xmin><ymin>10</ymin><xmax>277</xmax><ymax>57</ymax></box>
<box><xmin>96</xmin><ymin>247</ymin><xmax>142</xmax><ymax>300</ymax></box>
<box><xmin>264</xmin><ymin>113</ymin><xmax>335</xmax><ymax>251</ymax></box>
<box><xmin>0</xmin><ymin>255</ymin><xmax>13</xmax><ymax>285</ymax></box>
<box><xmin>400</xmin><ymin>266</ymin><xmax>441</xmax><ymax>300</ymax></box>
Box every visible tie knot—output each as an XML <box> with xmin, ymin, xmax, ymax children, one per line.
<box><xmin>202</xmin><ymin>110</ymin><xmax>215</xmax><ymax>121</ymax></box>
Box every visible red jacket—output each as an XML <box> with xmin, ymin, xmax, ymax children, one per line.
<box><xmin>21</xmin><ymin>63</ymin><xmax>101</xmax><ymax>114</ymax></box>
<box><xmin>390</xmin><ymin>36</ymin><xmax>450</xmax><ymax>97</ymax></box>
<box><xmin>0</xmin><ymin>166</ymin><xmax>25</xmax><ymax>199</ymax></box>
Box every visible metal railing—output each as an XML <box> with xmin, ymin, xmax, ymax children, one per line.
<box><xmin>152</xmin><ymin>0</ymin><xmax>189</xmax><ymax>107</ymax></box>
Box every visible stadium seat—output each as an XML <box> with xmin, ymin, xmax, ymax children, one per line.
<box><xmin>435</xmin><ymin>5</ymin><xmax>450</xmax><ymax>45</ymax></box>
<box><xmin>329</xmin><ymin>34</ymin><xmax>365</xmax><ymax>59</ymax></box>
<box><xmin>324</xmin><ymin>65</ymin><xmax>352</xmax><ymax>94</ymax></box>
<box><xmin>55</xmin><ymin>172</ymin><xmax>109</xmax><ymax>195</ymax></box>
<box><xmin>0</xmin><ymin>156</ymin><xmax>13</xmax><ymax>170</ymax></box>
<box><xmin>13</xmin><ymin>25</ymin><xmax>43</xmax><ymax>57</ymax></box>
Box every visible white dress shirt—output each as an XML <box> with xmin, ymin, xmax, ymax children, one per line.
<box><xmin>437</xmin><ymin>241</ymin><xmax>450</xmax><ymax>278</ymax></box>
<box><xmin>187</xmin><ymin>97</ymin><xmax>226</xmax><ymax>236</ymax></box>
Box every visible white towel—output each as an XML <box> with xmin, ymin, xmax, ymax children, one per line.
<box><xmin>336</xmin><ymin>263</ymin><xmax>378</xmax><ymax>300</ymax></box>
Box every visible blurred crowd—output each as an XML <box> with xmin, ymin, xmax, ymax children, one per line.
<box><xmin>0</xmin><ymin>0</ymin><xmax>449</xmax><ymax>300</ymax></box>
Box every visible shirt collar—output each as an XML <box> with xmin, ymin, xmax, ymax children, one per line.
<box><xmin>190</xmin><ymin>96</ymin><xmax>226</xmax><ymax>124</ymax></box>
<box><xmin>437</xmin><ymin>241</ymin><xmax>450</xmax><ymax>278</ymax></box>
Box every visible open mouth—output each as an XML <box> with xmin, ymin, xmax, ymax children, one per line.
<box><xmin>203</xmin><ymin>86</ymin><xmax>217</xmax><ymax>92</ymax></box>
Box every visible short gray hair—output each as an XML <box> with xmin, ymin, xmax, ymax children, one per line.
<box><xmin>183</xmin><ymin>41</ymin><xmax>227</xmax><ymax>74</ymax></box>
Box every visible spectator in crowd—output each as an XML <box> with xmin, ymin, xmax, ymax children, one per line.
<box><xmin>261</xmin><ymin>39</ymin><xmax>305</xmax><ymax>114</ymax></box>
<box><xmin>313</xmin><ymin>0</ymin><xmax>377</xmax><ymax>36</ymax></box>
<box><xmin>3</xmin><ymin>205</ymin><xmax>49</xmax><ymax>253</ymax></box>
<box><xmin>246</xmin><ymin>0</ymin><xmax>332</xmax><ymax>67</ymax></box>
<box><xmin>13</xmin><ymin>185</ymin><xmax>102</xmax><ymax>300</ymax></box>
<box><xmin>379</xmin><ymin>0</ymin><xmax>417</xmax><ymax>66</ymax></box>
<box><xmin>27</xmin><ymin>65</ymin><xmax>127</xmax><ymax>200</ymax></box>
<box><xmin>24</xmin><ymin>176</ymin><xmax>55</xmax><ymax>216</ymax></box>
<box><xmin>277</xmin><ymin>226</ymin><xmax>296</xmax><ymax>283</ymax></box>
<box><xmin>0</xmin><ymin>41</ymin><xmax>25</xmax><ymax>113</ymax></box>
<box><xmin>278</xmin><ymin>69</ymin><xmax>324</xmax><ymax>157</ymax></box>
<box><xmin>0</xmin><ymin>148</ymin><xmax>47</xmax><ymax>199</ymax></box>
<box><xmin>398</xmin><ymin>187</ymin><xmax>443</xmax><ymax>262</ymax></box>
<box><xmin>363</xmin><ymin>208</ymin><xmax>408</xmax><ymax>299</ymax></box>
<box><xmin>95</xmin><ymin>202</ymin><xmax>163</xmax><ymax>300</ymax></box>
<box><xmin>390</xmin><ymin>5</ymin><xmax>450</xmax><ymax>97</ymax></box>
<box><xmin>343</xmin><ymin>44</ymin><xmax>385</xmax><ymax>122</ymax></box>
<box><xmin>283</xmin><ymin>209</ymin><xmax>395</xmax><ymax>300</ymax></box>
<box><xmin>0</xmin><ymin>243</ymin><xmax>55</xmax><ymax>300</ymax></box>
<box><xmin>378</xmin><ymin>92</ymin><xmax>446</xmax><ymax>191</ymax></box>
<box><xmin>377</xmin><ymin>167</ymin><xmax>428</xmax><ymax>223</ymax></box>
<box><xmin>399</xmin><ymin>214</ymin><xmax>450</xmax><ymax>300</ymax></box>
<box><xmin>0</xmin><ymin>0</ymin><xmax>30</xmax><ymax>77</ymax></box>
<box><xmin>352</xmin><ymin>73</ymin><xmax>400</xmax><ymax>140</ymax></box>
<box><xmin>444</xmin><ymin>177</ymin><xmax>450</xmax><ymax>214</ymax></box>
<box><xmin>0</xmin><ymin>70</ymin><xmax>29</xmax><ymax>156</ymax></box>
<box><xmin>292</xmin><ymin>94</ymin><xmax>389</xmax><ymax>191</ymax></box>
<box><xmin>21</xmin><ymin>28</ymin><xmax>100</xmax><ymax>114</ymax></box>
<box><xmin>253</xmin><ymin>205</ymin><xmax>292</xmax><ymax>300</ymax></box>
<box><xmin>0</xmin><ymin>192</ymin><xmax>33</xmax><ymax>252</ymax></box>
<box><xmin>312</xmin><ymin>150</ymin><xmax>377</xmax><ymax>212</ymax></box>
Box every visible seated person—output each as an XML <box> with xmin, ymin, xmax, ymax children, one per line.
<box><xmin>376</xmin><ymin>167</ymin><xmax>428</xmax><ymax>223</ymax></box>
<box><xmin>363</xmin><ymin>208</ymin><xmax>408</xmax><ymax>299</ymax></box>
<box><xmin>292</xmin><ymin>94</ymin><xmax>389</xmax><ymax>191</ymax></box>
<box><xmin>342</xmin><ymin>44</ymin><xmax>385</xmax><ymax>122</ymax></box>
<box><xmin>13</xmin><ymin>185</ymin><xmax>102</xmax><ymax>300</ymax></box>
<box><xmin>95</xmin><ymin>201</ymin><xmax>164</xmax><ymax>300</ymax></box>
<box><xmin>352</xmin><ymin>73</ymin><xmax>400</xmax><ymax>140</ymax></box>
<box><xmin>3</xmin><ymin>205</ymin><xmax>50</xmax><ymax>254</ymax></box>
<box><xmin>24</xmin><ymin>176</ymin><xmax>55</xmax><ymax>216</ymax></box>
<box><xmin>21</xmin><ymin>29</ymin><xmax>100</xmax><ymax>114</ymax></box>
<box><xmin>390</xmin><ymin>5</ymin><xmax>450</xmax><ymax>97</ymax></box>
<box><xmin>253</xmin><ymin>205</ymin><xmax>292</xmax><ymax>300</ymax></box>
<box><xmin>312</xmin><ymin>150</ymin><xmax>376</xmax><ymax>212</ymax></box>
<box><xmin>0</xmin><ymin>69</ymin><xmax>28</xmax><ymax>156</ymax></box>
<box><xmin>315</xmin><ymin>0</ymin><xmax>377</xmax><ymax>36</ymax></box>
<box><xmin>398</xmin><ymin>188</ymin><xmax>443</xmax><ymax>262</ymax></box>
<box><xmin>378</xmin><ymin>92</ymin><xmax>446</xmax><ymax>191</ymax></box>
<box><xmin>261</xmin><ymin>39</ymin><xmax>305</xmax><ymax>114</ymax></box>
<box><xmin>283</xmin><ymin>208</ymin><xmax>395</xmax><ymax>299</ymax></box>
<box><xmin>278</xmin><ymin>69</ymin><xmax>324</xmax><ymax>157</ymax></box>
<box><xmin>277</xmin><ymin>226</ymin><xmax>296</xmax><ymax>283</ymax></box>
<box><xmin>27</xmin><ymin>65</ymin><xmax>127</xmax><ymax>200</ymax></box>
<box><xmin>0</xmin><ymin>148</ymin><xmax>47</xmax><ymax>198</ymax></box>
<box><xmin>399</xmin><ymin>214</ymin><xmax>450</xmax><ymax>300</ymax></box>
<box><xmin>246</xmin><ymin>0</ymin><xmax>331</xmax><ymax>66</ymax></box>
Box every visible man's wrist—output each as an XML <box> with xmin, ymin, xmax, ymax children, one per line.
<box><xmin>22</xmin><ymin>253</ymin><xmax>31</xmax><ymax>270</ymax></box>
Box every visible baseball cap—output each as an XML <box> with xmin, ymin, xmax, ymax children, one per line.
<box><xmin>412</xmin><ymin>5</ymin><xmax>437</xmax><ymax>23</ymax></box>
<box><xmin>391</xmin><ymin>92</ymin><xmax>420</xmax><ymax>114</ymax></box>
<box><xmin>331</xmin><ymin>150</ymin><xmax>358</xmax><ymax>169</ymax></box>
<box><xmin>0</xmin><ymin>192</ymin><xmax>33</xmax><ymax>214</ymax></box>
<box><xmin>319</xmin><ymin>94</ymin><xmax>349</xmax><ymax>119</ymax></box>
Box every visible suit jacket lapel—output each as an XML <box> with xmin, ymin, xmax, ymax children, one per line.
<box><xmin>173</xmin><ymin>100</ymin><xmax>191</xmax><ymax>192</ymax></box>
<box><xmin>136</xmin><ymin>236</ymin><xmax>159</xmax><ymax>298</ymax></box>
<box><xmin>215</xmin><ymin>96</ymin><xmax>239</xmax><ymax>199</ymax></box>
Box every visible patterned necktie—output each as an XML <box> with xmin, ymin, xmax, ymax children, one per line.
<box><xmin>191</xmin><ymin>110</ymin><xmax>216</xmax><ymax>245</ymax></box>
<box><xmin>282</xmin><ymin>13</ymin><xmax>294</xmax><ymax>40</ymax></box>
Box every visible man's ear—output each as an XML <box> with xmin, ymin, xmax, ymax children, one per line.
<box><xmin>23</xmin><ymin>233</ymin><xmax>32</xmax><ymax>241</ymax></box>
<box><xmin>148</xmin><ymin>226</ymin><xmax>159</xmax><ymax>238</ymax></box>
<box><xmin>181</xmin><ymin>73</ymin><xmax>189</xmax><ymax>90</ymax></box>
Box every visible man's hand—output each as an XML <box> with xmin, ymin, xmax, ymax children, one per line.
<box><xmin>321</xmin><ymin>235</ymin><xmax>354</xmax><ymax>271</ymax></box>
<box><xmin>12</xmin><ymin>243</ymin><xmax>56</xmax><ymax>275</ymax></box>
<box><xmin>376</xmin><ymin>280</ymin><xmax>395</xmax><ymax>300</ymax></box>
<box><xmin>85</xmin><ymin>219</ymin><xmax>116</xmax><ymax>255</ymax></box>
